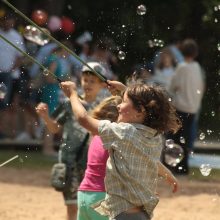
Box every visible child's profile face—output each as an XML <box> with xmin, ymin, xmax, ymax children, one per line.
<box><xmin>117</xmin><ymin>91</ymin><xmax>145</xmax><ymax>124</ymax></box>
<box><xmin>81</xmin><ymin>73</ymin><xmax>104</xmax><ymax>98</ymax></box>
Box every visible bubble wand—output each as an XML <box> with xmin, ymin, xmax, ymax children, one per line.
<box><xmin>2</xmin><ymin>0</ymin><xmax>109</xmax><ymax>84</ymax></box>
<box><xmin>0</xmin><ymin>155</ymin><xmax>19</xmax><ymax>167</ymax></box>
<box><xmin>0</xmin><ymin>33</ymin><xmax>84</xmax><ymax>99</ymax></box>
<box><xmin>0</xmin><ymin>33</ymin><xmax>62</xmax><ymax>83</ymax></box>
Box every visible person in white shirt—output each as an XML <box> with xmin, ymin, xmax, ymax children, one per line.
<box><xmin>0</xmin><ymin>12</ymin><xmax>25</xmax><ymax>108</ymax></box>
<box><xmin>168</xmin><ymin>39</ymin><xmax>205</xmax><ymax>174</ymax></box>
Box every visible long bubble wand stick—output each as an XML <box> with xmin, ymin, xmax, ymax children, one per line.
<box><xmin>0</xmin><ymin>33</ymin><xmax>84</xmax><ymax>99</ymax></box>
<box><xmin>2</xmin><ymin>0</ymin><xmax>108</xmax><ymax>83</ymax></box>
<box><xmin>0</xmin><ymin>155</ymin><xmax>19</xmax><ymax>167</ymax></box>
<box><xmin>0</xmin><ymin>33</ymin><xmax>62</xmax><ymax>83</ymax></box>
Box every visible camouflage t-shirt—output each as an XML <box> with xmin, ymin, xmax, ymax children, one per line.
<box><xmin>52</xmin><ymin>101</ymin><xmax>89</xmax><ymax>164</ymax></box>
<box><xmin>52</xmin><ymin>89</ymin><xmax>110</xmax><ymax>166</ymax></box>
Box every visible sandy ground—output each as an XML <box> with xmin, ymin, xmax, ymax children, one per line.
<box><xmin>0</xmin><ymin>167</ymin><xmax>220</xmax><ymax>220</ymax></box>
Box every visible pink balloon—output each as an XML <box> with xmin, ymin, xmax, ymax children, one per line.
<box><xmin>48</xmin><ymin>16</ymin><xmax>62</xmax><ymax>32</ymax></box>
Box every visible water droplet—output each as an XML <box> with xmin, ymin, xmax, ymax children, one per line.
<box><xmin>199</xmin><ymin>132</ymin><xmax>205</xmax><ymax>140</ymax></box>
<box><xmin>137</xmin><ymin>4</ymin><xmax>147</xmax><ymax>15</ymax></box>
<box><xmin>164</xmin><ymin>141</ymin><xmax>184</xmax><ymax>167</ymax></box>
<box><xmin>0</xmin><ymin>82</ymin><xmax>7</xmax><ymax>99</ymax></box>
<box><xmin>197</xmin><ymin>89</ymin><xmax>201</xmax><ymax>94</ymax></box>
<box><xmin>199</xmin><ymin>164</ymin><xmax>212</xmax><ymax>176</ymax></box>
<box><xmin>118</xmin><ymin>50</ymin><xmax>126</xmax><ymax>60</ymax></box>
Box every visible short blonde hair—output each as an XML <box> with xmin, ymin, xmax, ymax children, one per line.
<box><xmin>91</xmin><ymin>96</ymin><xmax>122</xmax><ymax>122</ymax></box>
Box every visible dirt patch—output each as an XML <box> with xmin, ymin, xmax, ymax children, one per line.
<box><xmin>0</xmin><ymin>167</ymin><xmax>220</xmax><ymax>220</ymax></box>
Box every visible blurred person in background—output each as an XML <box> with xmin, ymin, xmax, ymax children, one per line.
<box><xmin>90</xmin><ymin>38</ymin><xmax>118</xmax><ymax>80</ymax></box>
<box><xmin>152</xmin><ymin>47</ymin><xmax>177</xmax><ymax>91</ymax></box>
<box><xmin>0</xmin><ymin>11</ymin><xmax>26</xmax><ymax>138</ymax></box>
<box><xmin>167</xmin><ymin>39</ymin><xmax>205</xmax><ymax>175</ymax></box>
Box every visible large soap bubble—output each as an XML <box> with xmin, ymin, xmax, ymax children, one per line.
<box><xmin>164</xmin><ymin>139</ymin><xmax>184</xmax><ymax>167</ymax></box>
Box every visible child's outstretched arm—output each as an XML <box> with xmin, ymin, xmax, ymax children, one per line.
<box><xmin>157</xmin><ymin>161</ymin><xmax>179</xmax><ymax>193</ymax></box>
<box><xmin>61</xmin><ymin>81</ymin><xmax>99</xmax><ymax>135</ymax></box>
<box><xmin>36</xmin><ymin>102</ymin><xmax>61</xmax><ymax>134</ymax></box>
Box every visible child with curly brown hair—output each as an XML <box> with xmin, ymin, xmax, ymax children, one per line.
<box><xmin>61</xmin><ymin>80</ymin><xmax>181</xmax><ymax>220</ymax></box>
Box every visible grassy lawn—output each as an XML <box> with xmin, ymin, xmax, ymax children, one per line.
<box><xmin>0</xmin><ymin>150</ymin><xmax>56</xmax><ymax>170</ymax></box>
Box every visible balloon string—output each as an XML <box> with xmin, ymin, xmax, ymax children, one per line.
<box><xmin>2</xmin><ymin>0</ymin><xmax>108</xmax><ymax>83</ymax></box>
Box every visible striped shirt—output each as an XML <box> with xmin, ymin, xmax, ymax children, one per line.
<box><xmin>92</xmin><ymin>120</ymin><xmax>162</xmax><ymax>219</ymax></box>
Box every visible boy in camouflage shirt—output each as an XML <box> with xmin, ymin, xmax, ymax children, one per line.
<box><xmin>36</xmin><ymin>62</ymin><xmax>110</xmax><ymax>220</ymax></box>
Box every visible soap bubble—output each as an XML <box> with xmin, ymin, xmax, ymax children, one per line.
<box><xmin>0</xmin><ymin>82</ymin><xmax>7</xmax><ymax>99</ymax></box>
<box><xmin>137</xmin><ymin>4</ymin><xmax>147</xmax><ymax>15</ymax></box>
<box><xmin>118</xmin><ymin>51</ymin><xmax>126</xmax><ymax>60</ymax></box>
<box><xmin>180</xmin><ymin>136</ymin><xmax>185</xmax><ymax>144</ymax></box>
<box><xmin>164</xmin><ymin>140</ymin><xmax>184</xmax><ymax>167</ymax></box>
<box><xmin>199</xmin><ymin>164</ymin><xmax>212</xmax><ymax>176</ymax></box>
<box><xmin>211</xmin><ymin>111</ymin><xmax>215</xmax><ymax>116</ymax></box>
<box><xmin>43</xmin><ymin>69</ymin><xmax>50</xmax><ymax>76</ymax></box>
<box><xmin>199</xmin><ymin>132</ymin><xmax>206</xmax><ymax>140</ymax></box>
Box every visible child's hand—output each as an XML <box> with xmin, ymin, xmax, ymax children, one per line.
<box><xmin>107</xmin><ymin>80</ymin><xmax>126</xmax><ymax>96</ymax></box>
<box><xmin>36</xmin><ymin>102</ymin><xmax>49</xmax><ymax>118</ymax></box>
<box><xmin>60</xmin><ymin>81</ymin><xmax>77</xmax><ymax>98</ymax></box>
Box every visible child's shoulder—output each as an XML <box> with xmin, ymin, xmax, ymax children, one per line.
<box><xmin>100</xmin><ymin>120</ymin><xmax>136</xmax><ymax>134</ymax></box>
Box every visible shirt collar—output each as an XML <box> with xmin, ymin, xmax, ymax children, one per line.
<box><xmin>131</xmin><ymin>123</ymin><xmax>158</xmax><ymax>136</ymax></box>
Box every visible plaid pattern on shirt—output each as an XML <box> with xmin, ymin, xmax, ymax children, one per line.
<box><xmin>93</xmin><ymin>120</ymin><xmax>162</xmax><ymax>219</ymax></box>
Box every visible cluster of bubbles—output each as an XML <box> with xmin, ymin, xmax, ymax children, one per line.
<box><xmin>213</xmin><ymin>5</ymin><xmax>220</xmax><ymax>23</ymax></box>
<box><xmin>137</xmin><ymin>4</ymin><xmax>147</xmax><ymax>16</ymax></box>
<box><xmin>211</xmin><ymin>111</ymin><xmax>215</xmax><ymax>116</ymax></box>
<box><xmin>116</xmin><ymin>4</ymin><xmax>147</xmax><ymax>61</ymax></box>
<box><xmin>0</xmin><ymin>82</ymin><xmax>7</xmax><ymax>99</ymax></box>
<box><xmin>24</xmin><ymin>25</ymin><xmax>50</xmax><ymax>46</ymax></box>
<box><xmin>199</xmin><ymin>164</ymin><xmax>212</xmax><ymax>176</ymax></box>
<box><xmin>148</xmin><ymin>39</ymin><xmax>164</xmax><ymax>48</ymax></box>
<box><xmin>164</xmin><ymin>139</ymin><xmax>184</xmax><ymax>167</ymax></box>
